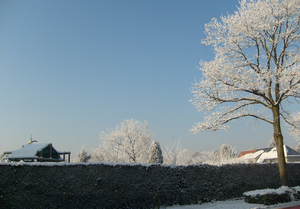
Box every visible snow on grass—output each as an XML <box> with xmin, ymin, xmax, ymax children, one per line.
<box><xmin>243</xmin><ymin>186</ymin><xmax>290</xmax><ymax>197</ymax></box>
<box><xmin>167</xmin><ymin>186</ymin><xmax>300</xmax><ymax>209</ymax></box>
<box><xmin>166</xmin><ymin>199</ymin><xmax>300</xmax><ymax>209</ymax></box>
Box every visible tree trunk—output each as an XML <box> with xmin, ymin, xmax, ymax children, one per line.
<box><xmin>272</xmin><ymin>106</ymin><xmax>289</xmax><ymax>186</ymax></box>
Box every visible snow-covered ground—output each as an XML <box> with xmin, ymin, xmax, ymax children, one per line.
<box><xmin>166</xmin><ymin>199</ymin><xmax>300</xmax><ymax>209</ymax></box>
<box><xmin>167</xmin><ymin>186</ymin><xmax>300</xmax><ymax>209</ymax></box>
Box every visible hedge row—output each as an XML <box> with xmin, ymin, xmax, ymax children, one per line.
<box><xmin>0</xmin><ymin>162</ymin><xmax>300</xmax><ymax>208</ymax></box>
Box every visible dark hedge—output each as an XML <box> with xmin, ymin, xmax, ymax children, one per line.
<box><xmin>0</xmin><ymin>163</ymin><xmax>300</xmax><ymax>208</ymax></box>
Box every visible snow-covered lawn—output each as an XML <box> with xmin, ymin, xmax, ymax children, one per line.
<box><xmin>166</xmin><ymin>199</ymin><xmax>300</xmax><ymax>209</ymax></box>
<box><xmin>167</xmin><ymin>186</ymin><xmax>300</xmax><ymax>209</ymax></box>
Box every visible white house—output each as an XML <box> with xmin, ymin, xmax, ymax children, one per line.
<box><xmin>238</xmin><ymin>145</ymin><xmax>300</xmax><ymax>163</ymax></box>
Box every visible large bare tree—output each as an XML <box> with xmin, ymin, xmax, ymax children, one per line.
<box><xmin>190</xmin><ymin>0</ymin><xmax>300</xmax><ymax>186</ymax></box>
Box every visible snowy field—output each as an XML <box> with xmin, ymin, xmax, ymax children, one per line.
<box><xmin>166</xmin><ymin>199</ymin><xmax>300</xmax><ymax>209</ymax></box>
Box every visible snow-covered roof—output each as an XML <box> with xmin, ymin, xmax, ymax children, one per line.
<box><xmin>238</xmin><ymin>145</ymin><xmax>300</xmax><ymax>163</ymax></box>
<box><xmin>256</xmin><ymin>147</ymin><xmax>278</xmax><ymax>163</ymax></box>
<box><xmin>256</xmin><ymin>145</ymin><xmax>300</xmax><ymax>163</ymax></box>
<box><xmin>8</xmin><ymin>143</ymin><xmax>50</xmax><ymax>159</ymax></box>
<box><xmin>239</xmin><ymin>150</ymin><xmax>264</xmax><ymax>159</ymax></box>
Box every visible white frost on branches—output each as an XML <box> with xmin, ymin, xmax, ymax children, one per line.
<box><xmin>148</xmin><ymin>140</ymin><xmax>163</xmax><ymax>164</ymax></box>
<box><xmin>77</xmin><ymin>144</ymin><xmax>91</xmax><ymax>162</ymax></box>
<box><xmin>0</xmin><ymin>154</ymin><xmax>7</xmax><ymax>162</ymax></box>
<box><xmin>92</xmin><ymin>119</ymin><xmax>153</xmax><ymax>163</ymax></box>
<box><xmin>214</xmin><ymin>144</ymin><xmax>238</xmax><ymax>161</ymax></box>
<box><xmin>289</xmin><ymin>111</ymin><xmax>300</xmax><ymax>138</ymax></box>
<box><xmin>190</xmin><ymin>0</ymin><xmax>300</xmax><ymax>134</ymax></box>
<box><xmin>163</xmin><ymin>141</ymin><xmax>238</xmax><ymax>165</ymax></box>
<box><xmin>268</xmin><ymin>137</ymin><xmax>276</xmax><ymax>147</ymax></box>
<box><xmin>163</xmin><ymin>140</ymin><xmax>182</xmax><ymax>165</ymax></box>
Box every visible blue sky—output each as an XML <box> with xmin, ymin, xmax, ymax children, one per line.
<box><xmin>0</xmin><ymin>0</ymin><xmax>298</xmax><ymax>159</ymax></box>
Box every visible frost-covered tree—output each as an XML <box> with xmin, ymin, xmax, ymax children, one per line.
<box><xmin>148</xmin><ymin>140</ymin><xmax>163</xmax><ymax>164</ymax></box>
<box><xmin>164</xmin><ymin>140</ymin><xmax>182</xmax><ymax>164</ymax></box>
<box><xmin>77</xmin><ymin>144</ymin><xmax>91</xmax><ymax>162</ymax></box>
<box><xmin>296</xmin><ymin>142</ymin><xmax>300</xmax><ymax>152</ymax></box>
<box><xmin>268</xmin><ymin>137</ymin><xmax>276</xmax><ymax>147</ymax></box>
<box><xmin>214</xmin><ymin>144</ymin><xmax>237</xmax><ymax>160</ymax></box>
<box><xmin>95</xmin><ymin>130</ymin><xmax>125</xmax><ymax>163</ymax></box>
<box><xmin>164</xmin><ymin>147</ymin><xmax>239</xmax><ymax>165</ymax></box>
<box><xmin>190</xmin><ymin>0</ymin><xmax>300</xmax><ymax>186</ymax></box>
<box><xmin>0</xmin><ymin>153</ymin><xmax>7</xmax><ymax>162</ymax></box>
<box><xmin>91</xmin><ymin>146</ymin><xmax>105</xmax><ymax>162</ymax></box>
<box><xmin>289</xmin><ymin>111</ymin><xmax>300</xmax><ymax>139</ymax></box>
<box><xmin>94</xmin><ymin>119</ymin><xmax>153</xmax><ymax>163</ymax></box>
<box><xmin>163</xmin><ymin>141</ymin><xmax>238</xmax><ymax>165</ymax></box>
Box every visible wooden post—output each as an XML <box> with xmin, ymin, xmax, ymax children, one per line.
<box><xmin>63</xmin><ymin>193</ymin><xmax>66</xmax><ymax>209</ymax></box>
<box><xmin>192</xmin><ymin>186</ymin><xmax>196</xmax><ymax>204</ymax></box>
<box><xmin>0</xmin><ymin>195</ymin><xmax>3</xmax><ymax>209</ymax></box>
<box><xmin>39</xmin><ymin>151</ymin><xmax>42</xmax><ymax>162</ymax></box>
<box><xmin>156</xmin><ymin>190</ymin><xmax>160</xmax><ymax>209</ymax></box>
<box><xmin>115</xmin><ymin>190</ymin><xmax>118</xmax><ymax>209</ymax></box>
<box><xmin>68</xmin><ymin>153</ymin><xmax>70</xmax><ymax>163</ymax></box>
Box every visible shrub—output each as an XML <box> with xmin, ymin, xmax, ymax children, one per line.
<box><xmin>244</xmin><ymin>187</ymin><xmax>292</xmax><ymax>205</ymax></box>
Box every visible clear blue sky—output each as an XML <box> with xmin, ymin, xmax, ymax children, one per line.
<box><xmin>0</xmin><ymin>0</ymin><xmax>298</xmax><ymax>159</ymax></box>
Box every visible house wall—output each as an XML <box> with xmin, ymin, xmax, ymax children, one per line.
<box><xmin>259</xmin><ymin>157</ymin><xmax>300</xmax><ymax>163</ymax></box>
<box><xmin>244</xmin><ymin>159</ymin><xmax>256</xmax><ymax>163</ymax></box>
<box><xmin>287</xmin><ymin>157</ymin><xmax>300</xmax><ymax>163</ymax></box>
<box><xmin>265</xmin><ymin>159</ymin><xmax>277</xmax><ymax>163</ymax></box>
<box><xmin>0</xmin><ymin>163</ymin><xmax>300</xmax><ymax>208</ymax></box>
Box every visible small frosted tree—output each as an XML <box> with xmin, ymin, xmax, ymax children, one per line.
<box><xmin>190</xmin><ymin>0</ymin><xmax>300</xmax><ymax>186</ymax></box>
<box><xmin>296</xmin><ymin>142</ymin><xmax>300</xmax><ymax>152</ymax></box>
<box><xmin>77</xmin><ymin>144</ymin><xmax>91</xmax><ymax>162</ymax></box>
<box><xmin>164</xmin><ymin>140</ymin><xmax>182</xmax><ymax>164</ymax></box>
<box><xmin>148</xmin><ymin>140</ymin><xmax>163</xmax><ymax>164</ymax></box>
<box><xmin>0</xmin><ymin>154</ymin><xmax>7</xmax><ymax>162</ymax></box>
<box><xmin>214</xmin><ymin>144</ymin><xmax>237</xmax><ymax>161</ymax></box>
<box><xmin>289</xmin><ymin>111</ymin><xmax>300</xmax><ymax>139</ymax></box>
<box><xmin>176</xmin><ymin>149</ymin><xmax>203</xmax><ymax>165</ymax></box>
<box><xmin>268</xmin><ymin>137</ymin><xmax>276</xmax><ymax>147</ymax></box>
<box><xmin>220</xmin><ymin>144</ymin><xmax>237</xmax><ymax>160</ymax></box>
<box><xmin>91</xmin><ymin>146</ymin><xmax>105</xmax><ymax>162</ymax></box>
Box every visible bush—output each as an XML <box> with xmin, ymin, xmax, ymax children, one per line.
<box><xmin>244</xmin><ymin>187</ymin><xmax>293</xmax><ymax>205</ymax></box>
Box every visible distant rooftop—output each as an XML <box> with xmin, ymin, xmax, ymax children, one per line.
<box><xmin>238</xmin><ymin>145</ymin><xmax>300</xmax><ymax>163</ymax></box>
<box><xmin>4</xmin><ymin>143</ymin><xmax>71</xmax><ymax>163</ymax></box>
